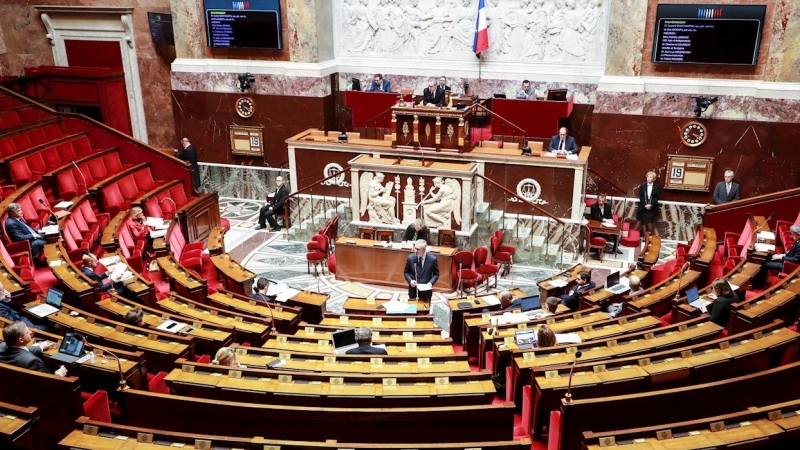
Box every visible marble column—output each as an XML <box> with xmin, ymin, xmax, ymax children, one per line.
<box><xmin>287</xmin><ymin>0</ymin><xmax>320</xmax><ymax>63</ymax></box>
<box><xmin>765</xmin><ymin>0</ymin><xmax>800</xmax><ymax>83</ymax></box>
<box><xmin>604</xmin><ymin>0</ymin><xmax>647</xmax><ymax>77</ymax></box>
<box><xmin>170</xmin><ymin>0</ymin><xmax>205</xmax><ymax>60</ymax></box>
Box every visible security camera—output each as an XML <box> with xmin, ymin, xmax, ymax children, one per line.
<box><xmin>237</xmin><ymin>73</ymin><xmax>256</xmax><ymax>92</ymax></box>
<box><xmin>693</xmin><ymin>96</ymin><xmax>718</xmax><ymax>118</ymax></box>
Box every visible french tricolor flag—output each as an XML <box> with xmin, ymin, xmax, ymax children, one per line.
<box><xmin>473</xmin><ymin>0</ymin><xmax>489</xmax><ymax>57</ymax></box>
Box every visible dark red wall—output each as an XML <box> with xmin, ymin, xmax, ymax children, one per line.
<box><xmin>171</xmin><ymin>91</ymin><xmax>336</xmax><ymax>168</ymax></box>
<box><xmin>589</xmin><ymin>113</ymin><xmax>800</xmax><ymax>203</ymax></box>
<box><xmin>64</xmin><ymin>40</ymin><xmax>123</xmax><ymax>70</ymax></box>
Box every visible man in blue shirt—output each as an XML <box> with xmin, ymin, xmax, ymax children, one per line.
<box><xmin>367</xmin><ymin>74</ymin><xmax>391</xmax><ymax>92</ymax></box>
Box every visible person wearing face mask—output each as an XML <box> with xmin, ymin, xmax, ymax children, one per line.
<box><xmin>126</xmin><ymin>207</ymin><xmax>153</xmax><ymax>241</ymax></box>
<box><xmin>636</xmin><ymin>171</ymin><xmax>661</xmax><ymax>237</ymax></box>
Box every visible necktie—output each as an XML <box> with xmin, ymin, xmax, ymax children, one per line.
<box><xmin>726</xmin><ymin>184</ymin><xmax>730</xmax><ymax>195</ymax></box>
<box><xmin>560</xmin><ymin>138</ymin><xmax>565</xmax><ymax>151</ymax></box>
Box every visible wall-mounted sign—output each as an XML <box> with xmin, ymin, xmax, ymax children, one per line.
<box><xmin>229</xmin><ymin>125</ymin><xmax>263</xmax><ymax>156</ymax></box>
<box><xmin>665</xmin><ymin>155</ymin><xmax>714</xmax><ymax>192</ymax></box>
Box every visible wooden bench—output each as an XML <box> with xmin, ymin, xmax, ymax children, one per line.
<box><xmin>0</xmin><ymin>401</ymin><xmax>38</xmax><ymax>449</ymax></box>
<box><xmin>263</xmin><ymin>332</ymin><xmax>456</xmax><ymax>356</ymax></box>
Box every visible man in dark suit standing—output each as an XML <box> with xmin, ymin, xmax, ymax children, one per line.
<box><xmin>345</xmin><ymin>327</ymin><xmax>388</xmax><ymax>355</ymax></box>
<box><xmin>4</xmin><ymin>203</ymin><xmax>46</xmax><ymax>260</ymax></box>
<box><xmin>256</xmin><ymin>176</ymin><xmax>289</xmax><ymax>232</ymax></box>
<box><xmin>404</xmin><ymin>240</ymin><xmax>439</xmax><ymax>301</ymax></box>
<box><xmin>547</xmin><ymin>127</ymin><xmax>578</xmax><ymax>154</ymax></box>
<box><xmin>367</xmin><ymin>74</ymin><xmax>391</xmax><ymax>92</ymax></box>
<box><xmin>559</xmin><ymin>271</ymin><xmax>596</xmax><ymax>310</ymax></box>
<box><xmin>175</xmin><ymin>137</ymin><xmax>201</xmax><ymax>192</ymax></box>
<box><xmin>712</xmin><ymin>170</ymin><xmax>740</xmax><ymax>204</ymax></box>
<box><xmin>0</xmin><ymin>321</ymin><xmax>67</xmax><ymax>376</ymax></box>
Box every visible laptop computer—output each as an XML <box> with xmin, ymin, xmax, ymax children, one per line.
<box><xmin>685</xmin><ymin>286</ymin><xmax>699</xmax><ymax>304</ymax></box>
<box><xmin>332</xmin><ymin>329</ymin><xmax>359</xmax><ymax>354</ymax></box>
<box><xmin>50</xmin><ymin>332</ymin><xmax>85</xmax><ymax>365</ymax></box>
<box><xmin>26</xmin><ymin>287</ymin><xmax>64</xmax><ymax>318</ymax></box>
<box><xmin>604</xmin><ymin>272</ymin><xmax>628</xmax><ymax>294</ymax></box>
<box><xmin>515</xmin><ymin>330</ymin><xmax>537</xmax><ymax>350</ymax></box>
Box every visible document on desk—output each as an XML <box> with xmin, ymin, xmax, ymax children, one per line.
<box><xmin>757</xmin><ymin>231</ymin><xmax>776</xmax><ymax>240</ymax></box>
<box><xmin>543</xmin><ymin>152</ymin><xmax>557</xmax><ymax>157</ymax></box>
<box><xmin>266</xmin><ymin>282</ymin><xmax>289</xmax><ymax>297</ymax></box>
<box><xmin>149</xmin><ymin>229</ymin><xmax>167</xmax><ymax>239</ymax></box>
<box><xmin>145</xmin><ymin>217</ymin><xmax>165</xmax><ymax>228</ymax></box>
<box><xmin>417</xmin><ymin>283</ymin><xmax>433</xmax><ymax>292</ymax></box>
<box><xmin>493</xmin><ymin>312</ymin><xmax>529</xmax><ymax>325</ymax></box>
<box><xmin>383</xmin><ymin>300</ymin><xmax>418</xmax><ymax>314</ymax></box>
<box><xmin>555</xmin><ymin>333</ymin><xmax>582</xmax><ymax>344</ymax></box>
<box><xmin>566</xmin><ymin>154</ymin><xmax>579</xmax><ymax>160</ymax></box>
<box><xmin>157</xmin><ymin>320</ymin><xmax>187</xmax><ymax>334</ymax></box>
<box><xmin>41</xmin><ymin>225</ymin><xmax>60</xmax><ymax>235</ymax></box>
<box><xmin>690</xmin><ymin>298</ymin><xmax>712</xmax><ymax>313</ymax></box>
<box><xmin>483</xmin><ymin>295</ymin><xmax>501</xmax><ymax>306</ymax></box>
<box><xmin>275</xmin><ymin>287</ymin><xmax>300</xmax><ymax>303</ymax></box>
<box><xmin>548</xmin><ymin>278</ymin><xmax>568</xmax><ymax>288</ymax></box>
<box><xmin>54</xmin><ymin>201</ymin><xmax>74</xmax><ymax>209</ymax></box>
<box><xmin>99</xmin><ymin>256</ymin><xmax>121</xmax><ymax>267</ymax></box>
<box><xmin>754</xmin><ymin>243</ymin><xmax>775</xmax><ymax>252</ymax></box>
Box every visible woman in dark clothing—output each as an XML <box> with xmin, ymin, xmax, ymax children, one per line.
<box><xmin>636</xmin><ymin>171</ymin><xmax>661</xmax><ymax>237</ymax></box>
<box><xmin>707</xmin><ymin>278</ymin><xmax>737</xmax><ymax>328</ymax></box>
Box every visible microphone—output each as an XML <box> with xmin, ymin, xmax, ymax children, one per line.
<box><xmin>674</xmin><ymin>261</ymin><xmax>691</xmax><ymax>304</ymax></box>
<box><xmin>562</xmin><ymin>350</ymin><xmax>583</xmax><ymax>404</ymax></box>
<box><xmin>38</xmin><ymin>198</ymin><xmax>57</xmax><ymax>225</ymax></box>
<box><xmin>79</xmin><ymin>337</ymin><xmax>128</xmax><ymax>391</ymax></box>
<box><xmin>263</xmin><ymin>297</ymin><xmax>277</xmax><ymax>335</ymax></box>
<box><xmin>749</xmin><ymin>212</ymin><xmax>775</xmax><ymax>238</ymax></box>
<box><xmin>71</xmin><ymin>159</ymin><xmax>88</xmax><ymax>195</ymax></box>
<box><xmin>457</xmin><ymin>260</ymin><xmax>463</xmax><ymax>295</ymax></box>
<box><xmin>159</xmin><ymin>197</ymin><xmax>178</xmax><ymax>218</ymax></box>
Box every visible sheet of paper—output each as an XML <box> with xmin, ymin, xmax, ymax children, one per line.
<box><xmin>390</xmin><ymin>243</ymin><xmax>402</xmax><ymax>250</ymax></box>
<box><xmin>566</xmin><ymin>154</ymin><xmax>579</xmax><ymax>160</ymax></box>
<box><xmin>729</xmin><ymin>283</ymin><xmax>739</xmax><ymax>291</ymax></box>
<box><xmin>41</xmin><ymin>225</ymin><xmax>59</xmax><ymax>235</ymax></box>
<box><xmin>754</xmin><ymin>243</ymin><xmax>775</xmax><ymax>252</ymax></box>
<box><xmin>275</xmin><ymin>287</ymin><xmax>300</xmax><ymax>302</ymax></box>
<box><xmin>266</xmin><ymin>282</ymin><xmax>288</xmax><ymax>297</ymax></box>
<box><xmin>555</xmin><ymin>333</ymin><xmax>582</xmax><ymax>344</ymax></box>
<box><xmin>382</xmin><ymin>299</ymin><xmax>416</xmax><ymax>313</ymax></box>
<box><xmin>757</xmin><ymin>231</ymin><xmax>775</xmax><ymax>240</ymax></box>
<box><xmin>417</xmin><ymin>283</ymin><xmax>433</xmax><ymax>292</ymax></box>
<box><xmin>543</xmin><ymin>152</ymin><xmax>557</xmax><ymax>157</ymax></box>
<box><xmin>145</xmin><ymin>217</ymin><xmax>164</xmax><ymax>228</ymax></box>
<box><xmin>548</xmin><ymin>278</ymin><xmax>568</xmax><ymax>288</ymax></box>
<box><xmin>54</xmin><ymin>201</ymin><xmax>74</xmax><ymax>209</ymax></box>
<box><xmin>483</xmin><ymin>295</ymin><xmax>501</xmax><ymax>306</ymax></box>
<box><xmin>49</xmin><ymin>260</ymin><xmax>62</xmax><ymax>267</ymax></box>
<box><xmin>690</xmin><ymin>298</ymin><xmax>712</xmax><ymax>312</ymax></box>
<box><xmin>157</xmin><ymin>320</ymin><xmax>187</xmax><ymax>333</ymax></box>
<box><xmin>496</xmin><ymin>312</ymin><xmax>529</xmax><ymax>325</ymax></box>
<box><xmin>149</xmin><ymin>229</ymin><xmax>167</xmax><ymax>239</ymax></box>
<box><xmin>99</xmin><ymin>256</ymin><xmax>121</xmax><ymax>267</ymax></box>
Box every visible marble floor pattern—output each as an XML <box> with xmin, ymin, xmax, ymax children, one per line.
<box><xmin>218</xmin><ymin>199</ymin><xmax>682</xmax><ymax>331</ymax></box>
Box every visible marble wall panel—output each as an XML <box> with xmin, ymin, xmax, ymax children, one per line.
<box><xmin>171</xmin><ymin>91</ymin><xmax>335</xmax><ymax>167</ymax></box>
<box><xmin>604</xmin><ymin>0</ymin><xmax>647</xmax><ymax>77</ymax></box>
<box><xmin>483</xmin><ymin>162</ymin><xmax>576</xmax><ymax>218</ymax></box>
<box><xmin>200</xmin><ymin>164</ymin><xmax>288</xmax><ymax>200</ymax></box>
<box><xmin>287</xmin><ymin>0</ymin><xmax>318</xmax><ymax>63</ymax></box>
<box><xmin>171</xmin><ymin>71</ymin><xmax>332</xmax><ymax>97</ymax></box>
<box><xmin>590</xmin><ymin>112</ymin><xmax>800</xmax><ymax>204</ymax></box>
<box><xmin>764</xmin><ymin>1</ymin><xmax>800</xmax><ymax>83</ymax></box>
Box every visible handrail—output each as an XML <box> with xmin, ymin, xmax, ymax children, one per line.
<box><xmin>588</xmin><ymin>168</ymin><xmax>629</xmax><ymax>197</ymax></box>
<box><xmin>704</xmin><ymin>187</ymin><xmax>800</xmax><ymax>214</ymax></box>
<box><xmin>476</xmin><ymin>173</ymin><xmax>564</xmax><ymax>224</ymax></box>
<box><xmin>473</xmin><ymin>103</ymin><xmax>526</xmax><ymax>137</ymax></box>
<box><xmin>285</xmin><ymin>167</ymin><xmax>352</xmax><ymax>201</ymax></box>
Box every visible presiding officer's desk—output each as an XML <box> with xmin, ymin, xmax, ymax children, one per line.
<box><xmin>230</xmin><ymin>343</ymin><xmax>470</xmax><ymax>374</ymax></box>
<box><xmin>0</xmin><ymin>316</ymin><xmax>147</xmax><ymax>392</ymax></box>
<box><xmin>95</xmin><ymin>292</ymin><xmax>235</xmax><ymax>355</ymax></box>
<box><xmin>321</xmin><ymin>312</ymin><xmax>439</xmax><ymax>331</ymax></box>
<box><xmin>0</xmin><ymin>401</ymin><xmax>37</xmax><ymax>450</ymax></box>
<box><xmin>263</xmin><ymin>332</ymin><xmax>455</xmax><ymax>356</ymax></box>
<box><xmin>35</xmin><ymin>302</ymin><xmax>194</xmax><ymax>373</ymax></box>
<box><xmin>335</xmin><ymin>237</ymin><xmax>456</xmax><ymax>291</ymax></box>
<box><xmin>529</xmin><ymin>321</ymin><xmax>798</xmax><ymax>437</ymax></box>
<box><xmin>62</xmin><ymin>416</ymin><xmax>533</xmax><ymax>450</ymax></box>
<box><xmin>165</xmin><ymin>359</ymin><xmax>495</xmax><ymax>407</ymax></box>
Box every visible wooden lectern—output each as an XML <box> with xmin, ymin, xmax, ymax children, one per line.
<box><xmin>391</xmin><ymin>104</ymin><xmax>476</xmax><ymax>153</ymax></box>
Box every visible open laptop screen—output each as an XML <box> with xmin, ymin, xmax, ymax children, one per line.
<box><xmin>58</xmin><ymin>332</ymin><xmax>85</xmax><ymax>357</ymax></box>
<box><xmin>605</xmin><ymin>272</ymin><xmax>620</xmax><ymax>288</ymax></box>
<box><xmin>515</xmin><ymin>330</ymin><xmax>536</xmax><ymax>346</ymax></box>
<box><xmin>685</xmin><ymin>286</ymin><xmax>699</xmax><ymax>303</ymax></box>
<box><xmin>332</xmin><ymin>329</ymin><xmax>357</xmax><ymax>350</ymax></box>
<box><xmin>45</xmin><ymin>288</ymin><xmax>64</xmax><ymax>308</ymax></box>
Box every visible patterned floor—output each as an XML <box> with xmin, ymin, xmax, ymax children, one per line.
<box><xmin>219</xmin><ymin>198</ymin><xmax>681</xmax><ymax>330</ymax></box>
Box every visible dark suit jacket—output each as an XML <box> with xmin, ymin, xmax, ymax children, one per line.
<box><xmin>504</xmin><ymin>295</ymin><xmax>540</xmax><ymax>312</ymax></box>
<box><xmin>0</xmin><ymin>342</ymin><xmax>50</xmax><ymax>373</ymax></box>
<box><xmin>590</xmin><ymin>203</ymin><xmax>612</xmax><ymax>221</ymax></box>
<box><xmin>368</xmin><ymin>79</ymin><xmax>391</xmax><ymax>92</ymax></box>
<box><xmin>346</xmin><ymin>345</ymin><xmax>388</xmax><ymax>355</ymax></box>
<box><xmin>177</xmin><ymin>145</ymin><xmax>199</xmax><ymax>168</ymax></box>
<box><xmin>638</xmin><ymin>182</ymin><xmax>661</xmax><ymax>211</ymax></box>
<box><xmin>423</xmin><ymin>87</ymin><xmax>445</xmax><ymax>106</ymax></box>
<box><xmin>547</xmin><ymin>135</ymin><xmax>578</xmax><ymax>153</ymax></box>
<box><xmin>4</xmin><ymin>217</ymin><xmax>38</xmax><ymax>243</ymax></box>
<box><xmin>709</xmin><ymin>294</ymin><xmax>737</xmax><ymax>328</ymax></box>
<box><xmin>403</xmin><ymin>224</ymin><xmax>428</xmax><ymax>242</ymax></box>
<box><xmin>81</xmin><ymin>266</ymin><xmax>113</xmax><ymax>292</ymax></box>
<box><xmin>560</xmin><ymin>281</ymin><xmax>596</xmax><ymax>309</ymax></box>
<box><xmin>269</xmin><ymin>184</ymin><xmax>289</xmax><ymax>214</ymax></box>
<box><xmin>783</xmin><ymin>239</ymin><xmax>800</xmax><ymax>264</ymax></box>
<box><xmin>712</xmin><ymin>181</ymin><xmax>740</xmax><ymax>204</ymax></box>
<box><xmin>404</xmin><ymin>252</ymin><xmax>439</xmax><ymax>297</ymax></box>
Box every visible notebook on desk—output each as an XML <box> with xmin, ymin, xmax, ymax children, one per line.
<box><xmin>26</xmin><ymin>287</ymin><xmax>64</xmax><ymax>318</ymax></box>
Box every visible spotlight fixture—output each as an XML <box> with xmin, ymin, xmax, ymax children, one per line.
<box><xmin>693</xmin><ymin>96</ymin><xmax>718</xmax><ymax>118</ymax></box>
<box><xmin>237</xmin><ymin>73</ymin><xmax>256</xmax><ymax>92</ymax></box>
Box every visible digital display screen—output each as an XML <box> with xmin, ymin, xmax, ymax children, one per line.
<box><xmin>652</xmin><ymin>4</ymin><xmax>766</xmax><ymax>65</ymax></box>
<box><xmin>204</xmin><ymin>0</ymin><xmax>282</xmax><ymax>49</ymax></box>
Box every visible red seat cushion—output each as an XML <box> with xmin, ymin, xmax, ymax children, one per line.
<box><xmin>590</xmin><ymin>236</ymin><xmax>607</xmax><ymax>245</ymax></box>
<box><xmin>83</xmin><ymin>390</ymin><xmax>111</xmax><ymax>423</ymax></box>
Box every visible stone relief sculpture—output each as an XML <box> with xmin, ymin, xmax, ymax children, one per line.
<box><xmin>337</xmin><ymin>0</ymin><xmax>607</xmax><ymax>63</ymax></box>
<box><xmin>421</xmin><ymin>177</ymin><xmax>461</xmax><ymax>229</ymax></box>
<box><xmin>359</xmin><ymin>172</ymin><xmax>400</xmax><ymax>224</ymax></box>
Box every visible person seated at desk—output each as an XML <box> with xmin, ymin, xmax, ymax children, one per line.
<box><xmin>628</xmin><ymin>275</ymin><xmax>642</xmax><ymax>294</ymax></box>
<box><xmin>590</xmin><ymin>194</ymin><xmax>622</xmax><ymax>254</ymax></box>
<box><xmin>250</xmin><ymin>278</ymin><xmax>275</xmax><ymax>303</ymax></box>
<box><xmin>81</xmin><ymin>253</ymin><xmax>135</xmax><ymax>299</ymax></box>
<box><xmin>367</xmin><ymin>73</ymin><xmax>391</xmax><ymax>92</ymax></box>
<box><xmin>211</xmin><ymin>347</ymin><xmax>245</xmax><ymax>368</ymax></box>
<box><xmin>0</xmin><ymin>287</ymin><xmax>50</xmax><ymax>331</ymax></box>
<box><xmin>346</xmin><ymin>327</ymin><xmax>388</xmax><ymax>355</ymax></box>
<box><xmin>422</xmin><ymin>81</ymin><xmax>445</xmax><ymax>106</ymax></box>
<box><xmin>403</xmin><ymin>219</ymin><xmax>428</xmax><ymax>242</ymax></box>
<box><xmin>528</xmin><ymin>296</ymin><xmax>561</xmax><ymax>319</ymax></box>
<box><xmin>753</xmin><ymin>224</ymin><xmax>800</xmax><ymax>288</ymax></box>
<box><xmin>706</xmin><ymin>278</ymin><xmax>738</xmax><ymax>328</ymax></box>
<box><xmin>124</xmin><ymin>308</ymin><xmax>146</xmax><ymax>327</ymax></box>
<box><xmin>256</xmin><ymin>176</ymin><xmax>288</xmax><ymax>232</ymax></box>
<box><xmin>4</xmin><ymin>202</ymin><xmax>47</xmax><ymax>261</ymax></box>
<box><xmin>536</xmin><ymin>325</ymin><xmax>557</xmax><ymax>347</ymax></box>
<box><xmin>126</xmin><ymin>207</ymin><xmax>153</xmax><ymax>241</ymax></box>
<box><xmin>547</xmin><ymin>127</ymin><xmax>578</xmax><ymax>154</ymax></box>
<box><xmin>516</xmin><ymin>79</ymin><xmax>535</xmax><ymax>99</ymax></box>
<box><xmin>560</xmin><ymin>271</ymin><xmax>595</xmax><ymax>310</ymax></box>
<box><xmin>0</xmin><ymin>321</ymin><xmax>67</xmax><ymax>376</ymax></box>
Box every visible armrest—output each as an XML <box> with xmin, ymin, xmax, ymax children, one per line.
<box><xmin>184</xmin><ymin>242</ymin><xmax>206</xmax><ymax>252</ymax></box>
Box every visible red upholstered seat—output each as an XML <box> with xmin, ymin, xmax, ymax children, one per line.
<box><xmin>493</xmin><ymin>230</ymin><xmax>517</xmax><ymax>255</ymax></box>
<box><xmin>148</xmin><ymin>371</ymin><xmax>170</xmax><ymax>394</ymax></box>
<box><xmin>586</xmin><ymin>224</ymin><xmax>607</xmax><ymax>262</ymax></box>
<box><xmin>169</xmin><ymin>184</ymin><xmax>189</xmax><ymax>206</ymax></box>
<box><xmin>306</xmin><ymin>235</ymin><xmax>329</xmax><ymax>274</ymax></box>
<box><xmin>0</xmin><ymin>138</ymin><xmax>16</xmax><ymax>157</ymax></box>
<box><xmin>82</xmin><ymin>390</ymin><xmax>112</xmax><ymax>423</ymax></box>
<box><xmin>620</xmin><ymin>228</ymin><xmax>641</xmax><ymax>247</ymax></box>
<box><xmin>118</xmin><ymin>175</ymin><xmax>141</xmax><ymax>201</ymax></box>
<box><xmin>25</xmin><ymin>153</ymin><xmax>47</xmax><ymax>179</ymax></box>
<box><xmin>103</xmin><ymin>152</ymin><xmax>124</xmax><ymax>173</ymax></box>
<box><xmin>453</xmin><ymin>251</ymin><xmax>481</xmax><ymax>295</ymax></box>
<box><xmin>73</xmin><ymin>136</ymin><xmax>93</xmax><ymax>156</ymax></box>
<box><xmin>55</xmin><ymin>141</ymin><xmax>78</xmax><ymax>161</ymax></box>
<box><xmin>474</xmin><ymin>246</ymin><xmax>499</xmax><ymax>291</ymax></box>
<box><xmin>102</xmin><ymin>184</ymin><xmax>129</xmax><ymax>217</ymax></box>
<box><xmin>220</xmin><ymin>218</ymin><xmax>231</xmax><ymax>233</ymax></box>
<box><xmin>9</xmin><ymin>159</ymin><xmax>32</xmax><ymax>185</ymax></box>
<box><xmin>43</xmin><ymin>125</ymin><xmax>63</xmax><ymax>140</ymax></box>
<box><xmin>548</xmin><ymin>410</ymin><xmax>563</xmax><ymax>450</ymax></box>
<box><xmin>489</xmin><ymin>236</ymin><xmax>512</xmax><ymax>277</ymax></box>
<box><xmin>88</xmin><ymin>158</ymin><xmax>108</xmax><ymax>182</ymax></box>
<box><xmin>195</xmin><ymin>354</ymin><xmax>211</xmax><ymax>364</ymax></box>
<box><xmin>57</xmin><ymin>170</ymin><xmax>81</xmax><ymax>200</ymax></box>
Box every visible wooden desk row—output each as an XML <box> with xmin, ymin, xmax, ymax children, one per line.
<box><xmin>730</xmin><ymin>269</ymin><xmax>800</xmax><ymax>334</ymax></box>
<box><xmin>638</xmin><ymin>232</ymin><xmax>662</xmax><ymax>268</ymax></box>
<box><xmin>0</xmin><ymin>401</ymin><xmax>37</xmax><ymax>449</ymax></box>
<box><xmin>623</xmin><ymin>269</ymin><xmax>702</xmax><ymax>317</ymax></box>
<box><xmin>156</xmin><ymin>254</ymin><xmax>208</xmax><ymax>302</ymax></box>
<box><xmin>321</xmin><ymin>312</ymin><xmax>439</xmax><ymax>330</ymax></box>
<box><xmin>62</xmin><ymin>416</ymin><xmax>533</xmax><ymax>450</ymax></box>
<box><xmin>206</xmin><ymin>290</ymin><xmax>303</xmax><ymax>334</ymax></box>
<box><xmin>449</xmin><ymin>287</ymin><xmax>531</xmax><ymax>344</ymax></box>
<box><xmin>263</xmin><ymin>332</ymin><xmax>455</xmax><ymax>356</ymax></box>
<box><xmin>531</xmin><ymin>322</ymin><xmax>799</xmax><ymax>437</ymax></box>
<box><xmin>583</xmin><ymin>398</ymin><xmax>800</xmax><ymax>449</ymax></box>
<box><xmin>579</xmin><ymin>267</ymin><xmax>650</xmax><ymax>311</ymax></box>
<box><xmin>671</xmin><ymin>260</ymin><xmax>761</xmax><ymax>324</ymax></box>
<box><xmin>165</xmin><ymin>359</ymin><xmax>495</xmax><ymax>408</ymax></box>
<box><xmin>230</xmin><ymin>344</ymin><xmax>471</xmax><ymax>374</ymax></box>
<box><xmin>294</xmin><ymin>325</ymin><xmax>448</xmax><ymax>343</ymax></box>
<box><xmin>118</xmin><ymin>388</ymin><xmax>516</xmax><ymax>444</ymax></box>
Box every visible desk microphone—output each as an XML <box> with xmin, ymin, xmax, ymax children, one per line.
<box><xmin>38</xmin><ymin>198</ymin><xmax>58</xmax><ymax>225</ymax></box>
<box><xmin>748</xmin><ymin>213</ymin><xmax>775</xmax><ymax>240</ymax></box>
<box><xmin>70</xmin><ymin>159</ymin><xmax>88</xmax><ymax>194</ymax></box>
<box><xmin>562</xmin><ymin>350</ymin><xmax>583</xmax><ymax>404</ymax></box>
<box><xmin>79</xmin><ymin>337</ymin><xmax>128</xmax><ymax>390</ymax></box>
<box><xmin>674</xmin><ymin>261</ymin><xmax>691</xmax><ymax>304</ymax></box>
